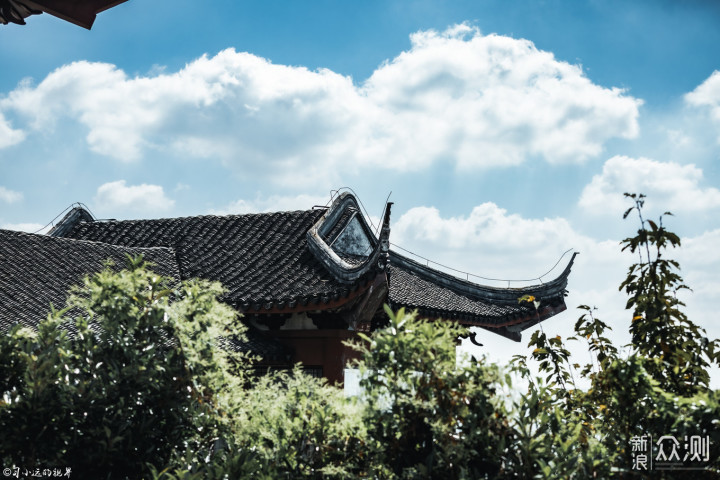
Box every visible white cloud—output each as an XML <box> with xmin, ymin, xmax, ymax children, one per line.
<box><xmin>392</xmin><ymin>202</ymin><xmax>623</xmax><ymax>291</ymax></box>
<box><xmin>0</xmin><ymin>186</ymin><xmax>22</xmax><ymax>203</ymax></box>
<box><xmin>363</xmin><ymin>25</ymin><xmax>641</xmax><ymax>169</ymax></box>
<box><xmin>0</xmin><ymin>25</ymin><xmax>641</xmax><ymax>182</ymax></box>
<box><xmin>685</xmin><ymin>70</ymin><xmax>720</xmax><ymax>141</ymax></box>
<box><xmin>578</xmin><ymin>155</ymin><xmax>720</xmax><ymax>215</ymax></box>
<box><xmin>0</xmin><ymin>112</ymin><xmax>25</xmax><ymax>149</ymax></box>
<box><xmin>93</xmin><ymin>180</ymin><xmax>174</xmax><ymax>214</ymax></box>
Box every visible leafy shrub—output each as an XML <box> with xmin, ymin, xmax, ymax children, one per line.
<box><xmin>353</xmin><ymin>306</ymin><xmax>512</xmax><ymax>479</ymax></box>
<box><xmin>0</xmin><ymin>256</ymin><xmax>247</xmax><ymax>479</ymax></box>
<box><xmin>233</xmin><ymin>367</ymin><xmax>367</xmax><ymax>479</ymax></box>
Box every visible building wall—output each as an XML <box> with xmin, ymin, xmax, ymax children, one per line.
<box><xmin>266</xmin><ymin>329</ymin><xmax>363</xmax><ymax>385</ymax></box>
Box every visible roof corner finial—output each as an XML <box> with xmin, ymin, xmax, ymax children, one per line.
<box><xmin>378</xmin><ymin>201</ymin><xmax>393</xmax><ymax>271</ymax></box>
<box><xmin>47</xmin><ymin>205</ymin><xmax>95</xmax><ymax>237</ymax></box>
<box><xmin>383</xmin><ymin>201</ymin><xmax>393</xmax><ymax>228</ymax></box>
<box><xmin>381</xmin><ymin>201</ymin><xmax>393</xmax><ymax>251</ymax></box>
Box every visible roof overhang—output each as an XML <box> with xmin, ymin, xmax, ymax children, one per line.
<box><xmin>387</xmin><ymin>251</ymin><xmax>578</xmax><ymax>341</ymax></box>
<box><xmin>1</xmin><ymin>0</ymin><xmax>128</xmax><ymax>28</ymax></box>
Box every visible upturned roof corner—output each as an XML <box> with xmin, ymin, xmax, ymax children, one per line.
<box><xmin>306</xmin><ymin>192</ymin><xmax>392</xmax><ymax>284</ymax></box>
<box><xmin>48</xmin><ymin>206</ymin><xmax>95</xmax><ymax>238</ymax></box>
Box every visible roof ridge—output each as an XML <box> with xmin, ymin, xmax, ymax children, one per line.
<box><xmin>76</xmin><ymin>208</ymin><xmax>320</xmax><ymax>225</ymax></box>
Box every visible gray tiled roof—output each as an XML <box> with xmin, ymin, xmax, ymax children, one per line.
<box><xmin>388</xmin><ymin>264</ymin><xmax>534</xmax><ymax>322</ymax></box>
<box><xmin>61</xmin><ymin>209</ymin><xmax>380</xmax><ymax>312</ymax></box>
<box><xmin>0</xmin><ymin>228</ymin><xmax>293</xmax><ymax>362</ymax></box>
<box><xmin>0</xmin><ymin>228</ymin><xmax>179</xmax><ymax>332</ymax></box>
<box><xmin>42</xmin><ymin>193</ymin><xmax>575</xmax><ymax>340</ymax></box>
<box><xmin>387</xmin><ymin>251</ymin><xmax>575</xmax><ymax>335</ymax></box>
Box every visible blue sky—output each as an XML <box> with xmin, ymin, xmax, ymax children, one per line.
<box><xmin>1</xmin><ymin>0</ymin><xmax>719</xmax><ymax>383</ymax></box>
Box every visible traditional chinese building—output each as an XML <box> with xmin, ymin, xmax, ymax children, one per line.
<box><xmin>0</xmin><ymin>193</ymin><xmax>576</xmax><ymax>384</ymax></box>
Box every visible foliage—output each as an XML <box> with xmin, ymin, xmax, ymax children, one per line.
<box><xmin>152</xmin><ymin>367</ymin><xmax>368</xmax><ymax>480</ymax></box>
<box><xmin>0</xmin><ymin>256</ymin><xmax>248</xmax><ymax>479</ymax></box>
<box><xmin>506</xmin><ymin>193</ymin><xmax>720</xmax><ymax>478</ymax></box>
<box><xmin>353</xmin><ymin>306</ymin><xmax>512</xmax><ymax>479</ymax></box>
<box><xmin>620</xmin><ymin>193</ymin><xmax>720</xmax><ymax>395</ymax></box>
<box><xmin>232</xmin><ymin>367</ymin><xmax>367</xmax><ymax>479</ymax></box>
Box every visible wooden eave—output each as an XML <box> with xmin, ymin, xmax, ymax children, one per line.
<box><xmin>3</xmin><ymin>0</ymin><xmax>128</xmax><ymax>28</ymax></box>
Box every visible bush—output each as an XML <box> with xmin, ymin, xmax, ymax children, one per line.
<box><xmin>0</xmin><ymin>256</ymin><xmax>247</xmax><ymax>479</ymax></box>
<box><xmin>353</xmin><ymin>306</ymin><xmax>512</xmax><ymax>479</ymax></box>
<box><xmin>233</xmin><ymin>367</ymin><xmax>367</xmax><ymax>479</ymax></box>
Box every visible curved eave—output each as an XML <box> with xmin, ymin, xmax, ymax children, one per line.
<box><xmin>306</xmin><ymin>193</ymin><xmax>391</xmax><ymax>284</ymax></box>
<box><xmin>389</xmin><ymin>251</ymin><xmax>578</xmax><ymax>305</ymax></box>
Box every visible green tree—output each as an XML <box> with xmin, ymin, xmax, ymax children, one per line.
<box><xmin>512</xmin><ymin>193</ymin><xmax>720</xmax><ymax>478</ymax></box>
<box><xmin>620</xmin><ymin>193</ymin><xmax>720</xmax><ymax>395</ymax></box>
<box><xmin>353</xmin><ymin>306</ymin><xmax>512</xmax><ymax>479</ymax></box>
<box><xmin>233</xmin><ymin>367</ymin><xmax>367</xmax><ymax>479</ymax></box>
<box><xmin>0</xmin><ymin>256</ymin><xmax>247</xmax><ymax>479</ymax></box>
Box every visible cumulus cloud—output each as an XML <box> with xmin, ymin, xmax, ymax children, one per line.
<box><xmin>363</xmin><ymin>24</ymin><xmax>641</xmax><ymax>168</ymax></box>
<box><xmin>0</xmin><ymin>112</ymin><xmax>25</xmax><ymax>149</ymax></box>
<box><xmin>0</xmin><ymin>25</ymin><xmax>640</xmax><ymax>181</ymax></box>
<box><xmin>685</xmin><ymin>70</ymin><xmax>720</xmax><ymax>141</ymax></box>
<box><xmin>578</xmin><ymin>155</ymin><xmax>720</xmax><ymax>215</ymax></box>
<box><xmin>93</xmin><ymin>180</ymin><xmax>174</xmax><ymax>214</ymax></box>
<box><xmin>0</xmin><ymin>186</ymin><xmax>22</xmax><ymax>203</ymax></box>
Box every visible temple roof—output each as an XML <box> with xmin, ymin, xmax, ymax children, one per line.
<box><xmin>5</xmin><ymin>192</ymin><xmax>576</xmax><ymax>341</ymax></box>
<box><xmin>0</xmin><ymin>228</ymin><xmax>179</xmax><ymax>332</ymax></box>
<box><xmin>55</xmin><ymin>193</ymin><xmax>390</xmax><ymax>314</ymax></box>
<box><xmin>0</xmin><ymin>227</ymin><xmax>290</xmax><ymax>362</ymax></box>
<box><xmin>1</xmin><ymin>0</ymin><xmax>128</xmax><ymax>28</ymax></box>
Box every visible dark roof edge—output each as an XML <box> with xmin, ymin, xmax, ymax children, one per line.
<box><xmin>307</xmin><ymin>193</ymin><xmax>392</xmax><ymax>284</ymax></box>
<box><xmin>389</xmin><ymin>251</ymin><xmax>578</xmax><ymax>305</ymax></box>
<box><xmin>48</xmin><ymin>207</ymin><xmax>95</xmax><ymax>237</ymax></box>
<box><xmin>21</xmin><ymin>0</ymin><xmax>129</xmax><ymax>29</ymax></box>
